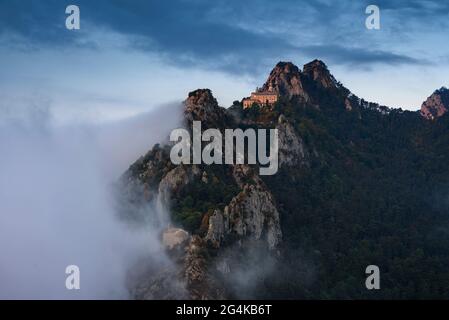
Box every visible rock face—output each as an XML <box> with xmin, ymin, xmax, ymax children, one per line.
<box><xmin>224</xmin><ymin>183</ymin><xmax>282</xmax><ymax>249</ymax></box>
<box><xmin>205</xmin><ymin>209</ymin><xmax>226</xmax><ymax>248</ymax></box>
<box><xmin>224</xmin><ymin>164</ymin><xmax>282</xmax><ymax>249</ymax></box>
<box><xmin>421</xmin><ymin>87</ymin><xmax>449</xmax><ymax>120</ymax></box>
<box><xmin>158</xmin><ymin>165</ymin><xmax>201</xmax><ymax>206</ymax></box>
<box><xmin>261</xmin><ymin>61</ymin><xmax>310</xmax><ymax>101</ymax></box>
<box><xmin>184</xmin><ymin>236</ymin><xmax>226</xmax><ymax>299</ymax></box>
<box><xmin>184</xmin><ymin>89</ymin><xmax>227</xmax><ymax>128</ymax></box>
<box><xmin>277</xmin><ymin>114</ymin><xmax>308</xmax><ymax>168</ymax></box>
<box><xmin>162</xmin><ymin>227</ymin><xmax>190</xmax><ymax>250</ymax></box>
<box><xmin>303</xmin><ymin>59</ymin><xmax>338</xmax><ymax>89</ymax></box>
<box><xmin>258</xmin><ymin>60</ymin><xmax>351</xmax><ymax>111</ymax></box>
<box><xmin>205</xmin><ymin>165</ymin><xmax>282</xmax><ymax>250</ymax></box>
<box><xmin>121</xmin><ymin>144</ymin><xmax>171</xmax><ymax>200</ymax></box>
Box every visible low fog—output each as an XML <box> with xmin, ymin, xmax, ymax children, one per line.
<box><xmin>0</xmin><ymin>102</ymin><xmax>182</xmax><ymax>299</ymax></box>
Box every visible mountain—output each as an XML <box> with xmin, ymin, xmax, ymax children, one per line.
<box><xmin>119</xmin><ymin>60</ymin><xmax>449</xmax><ymax>299</ymax></box>
<box><xmin>421</xmin><ymin>87</ymin><xmax>449</xmax><ymax>120</ymax></box>
<box><xmin>258</xmin><ymin>60</ymin><xmax>350</xmax><ymax>107</ymax></box>
<box><xmin>260</xmin><ymin>61</ymin><xmax>309</xmax><ymax>100</ymax></box>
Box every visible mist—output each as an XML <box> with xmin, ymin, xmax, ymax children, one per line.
<box><xmin>0</xmin><ymin>102</ymin><xmax>182</xmax><ymax>299</ymax></box>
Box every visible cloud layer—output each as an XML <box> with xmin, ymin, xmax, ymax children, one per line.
<box><xmin>0</xmin><ymin>101</ymin><xmax>182</xmax><ymax>299</ymax></box>
<box><xmin>2</xmin><ymin>0</ymin><xmax>447</xmax><ymax>73</ymax></box>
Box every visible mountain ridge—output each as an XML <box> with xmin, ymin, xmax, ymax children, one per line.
<box><xmin>120</xmin><ymin>59</ymin><xmax>449</xmax><ymax>300</ymax></box>
<box><xmin>245</xmin><ymin>60</ymin><xmax>447</xmax><ymax>120</ymax></box>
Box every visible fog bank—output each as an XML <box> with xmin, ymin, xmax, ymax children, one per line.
<box><xmin>0</xmin><ymin>102</ymin><xmax>182</xmax><ymax>299</ymax></box>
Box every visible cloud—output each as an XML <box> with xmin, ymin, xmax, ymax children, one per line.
<box><xmin>0</xmin><ymin>100</ymin><xmax>183</xmax><ymax>299</ymax></box>
<box><xmin>301</xmin><ymin>44</ymin><xmax>426</xmax><ymax>67</ymax></box>
<box><xmin>1</xmin><ymin>0</ymin><xmax>440</xmax><ymax>74</ymax></box>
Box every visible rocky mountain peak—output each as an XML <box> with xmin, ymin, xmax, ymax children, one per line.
<box><xmin>261</xmin><ymin>61</ymin><xmax>309</xmax><ymax>101</ymax></box>
<box><xmin>184</xmin><ymin>89</ymin><xmax>226</xmax><ymax>128</ymax></box>
<box><xmin>273</xmin><ymin>61</ymin><xmax>301</xmax><ymax>74</ymax></box>
<box><xmin>186</xmin><ymin>89</ymin><xmax>217</xmax><ymax>108</ymax></box>
<box><xmin>420</xmin><ymin>87</ymin><xmax>449</xmax><ymax>120</ymax></box>
<box><xmin>303</xmin><ymin>59</ymin><xmax>338</xmax><ymax>89</ymax></box>
<box><xmin>259</xmin><ymin>59</ymin><xmax>342</xmax><ymax>102</ymax></box>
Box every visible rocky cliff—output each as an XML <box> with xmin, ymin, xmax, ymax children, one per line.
<box><xmin>420</xmin><ymin>87</ymin><xmax>449</xmax><ymax>120</ymax></box>
<box><xmin>120</xmin><ymin>88</ymin><xmax>288</xmax><ymax>299</ymax></box>
<box><xmin>261</xmin><ymin>61</ymin><xmax>310</xmax><ymax>101</ymax></box>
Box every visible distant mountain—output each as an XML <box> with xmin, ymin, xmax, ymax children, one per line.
<box><xmin>119</xmin><ymin>60</ymin><xmax>449</xmax><ymax>299</ymax></box>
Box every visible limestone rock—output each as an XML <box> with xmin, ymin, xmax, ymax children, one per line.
<box><xmin>162</xmin><ymin>227</ymin><xmax>191</xmax><ymax>250</ymax></box>
<box><xmin>277</xmin><ymin>114</ymin><xmax>307</xmax><ymax>167</ymax></box>
<box><xmin>205</xmin><ymin>209</ymin><xmax>227</xmax><ymax>248</ymax></box>
<box><xmin>184</xmin><ymin>89</ymin><xmax>227</xmax><ymax>129</ymax></box>
<box><xmin>158</xmin><ymin>165</ymin><xmax>201</xmax><ymax>206</ymax></box>
<box><xmin>224</xmin><ymin>183</ymin><xmax>282</xmax><ymax>250</ymax></box>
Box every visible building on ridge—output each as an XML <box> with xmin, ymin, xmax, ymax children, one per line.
<box><xmin>242</xmin><ymin>86</ymin><xmax>279</xmax><ymax>109</ymax></box>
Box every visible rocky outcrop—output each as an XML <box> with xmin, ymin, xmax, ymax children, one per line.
<box><xmin>203</xmin><ymin>165</ymin><xmax>282</xmax><ymax>250</ymax></box>
<box><xmin>135</xmin><ymin>227</ymin><xmax>224</xmax><ymax>300</ymax></box>
<box><xmin>162</xmin><ymin>227</ymin><xmax>191</xmax><ymax>250</ymax></box>
<box><xmin>205</xmin><ymin>209</ymin><xmax>226</xmax><ymax>248</ymax></box>
<box><xmin>421</xmin><ymin>87</ymin><xmax>449</xmax><ymax>120</ymax></box>
<box><xmin>158</xmin><ymin>165</ymin><xmax>201</xmax><ymax>206</ymax></box>
<box><xmin>184</xmin><ymin>89</ymin><xmax>227</xmax><ymax>129</ymax></box>
<box><xmin>184</xmin><ymin>236</ymin><xmax>209</xmax><ymax>299</ymax></box>
<box><xmin>221</xmin><ymin>165</ymin><xmax>282</xmax><ymax>250</ymax></box>
<box><xmin>224</xmin><ymin>183</ymin><xmax>282</xmax><ymax>250</ymax></box>
<box><xmin>303</xmin><ymin>59</ymin><xmax>338</xmax><ymax>89</ymax></box>
<box><xmin>261</xmin><ymin>61</ymin><xmax>310</xmax><ymax>101</ymax></box>
<box><xmin>184</xmin><ymin>236</ymin><xmax>226</xmax><ymax>299</ymax></box>
<box><xmin>277</xmin><ymin>114</ymin><xmax>307</xmax><ymax>168</ymax></box>
<box><xmin>120</xmin><ymin>144</ymin><xmax>171</xmax><ymax>201</ymax></box>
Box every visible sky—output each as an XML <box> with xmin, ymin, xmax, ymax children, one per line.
<box><xmin>1</xmin><ymin>0</ymin><xmax>449</xmax><ymax>124</ymax></box>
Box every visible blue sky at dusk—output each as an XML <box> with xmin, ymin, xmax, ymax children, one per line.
<box><xmin>1</xmin><ymin>0</ymin><xmax>448</xmax><ymax>124</ymax></box>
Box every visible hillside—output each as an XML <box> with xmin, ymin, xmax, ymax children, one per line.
<box><xmin>119</xmin><ymin>60</ymin><xmax>449</xmax><ymax>299</ymax></box>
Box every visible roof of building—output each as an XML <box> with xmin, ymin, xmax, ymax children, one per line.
<box><xmin>252</xmin><ymin>91</ymin><xmax>278</xmax><ymax>96</ymax></box>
